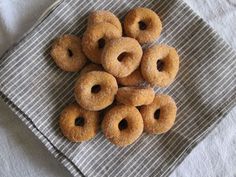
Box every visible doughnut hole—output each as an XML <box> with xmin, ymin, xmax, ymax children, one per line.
<box><xmin>138</xmin><ymin>18</ymin><xmax>152</xmax><ymax>31</ymax></box>
<box><xmin>75</xmin><ymin>117</ymin><xmax>85</xmax><ymax>126</ymax></box>
<box><xmin>117</xmin><ymin>52</ymin><xmax>129</xmax><ymax>62</ymax></box>
<box><xmin>138</xmin><ymin>21</ymin><xmax>147</xmax><ymax>30</ymax></box>
<box><xmin>154</xmin><ymin>109</ymin><xmax>161</xmax><ymax>120</ymax></box>
<box><xmin>118</xmin><ymin>119</ymin><xmax>128</xmax><ymax>130</ymax></box>
<box><xmin>91</xmin><ymin>84</ymin><xmax>101</xmax><ymax>94</ymax></box>
<box><xmin>157</xmin><ymin>60</ymin><xmax>165</xmax><ymax>71</ymax></box>
<box><xmin>98</xmin><ymin>38</ymin><xmax>106</xmax><ymax>49</ymax></box>
<box><xmin>67</xmin><ymin>49</ymin><xmax>73</xmax><ymax>57</ymax></box>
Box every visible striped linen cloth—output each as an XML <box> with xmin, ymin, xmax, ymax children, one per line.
<box><xmin>0</xmin><ymin>0</ymin><xmax>235</xmax><ymax>176</ymax></box>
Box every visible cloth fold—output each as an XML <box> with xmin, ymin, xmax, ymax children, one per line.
<box><xmin>0</xmin><ymin>0</ymin><xmax>235</xmax><ymax>177</ymax></box>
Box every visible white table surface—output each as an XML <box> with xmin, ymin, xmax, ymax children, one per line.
<box><xmin>0</xmin><ymin>0</ymin><xmax>235</xmax><ymax>177</ymax></box>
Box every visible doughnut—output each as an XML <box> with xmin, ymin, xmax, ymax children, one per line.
<box><xmin>124</xmin><ymin>7</ymin><xmax>162</xmax><ymax>44</ymax></box>
<box><xmin>140</xmin><ymin>94</ymin><xmax>177</xmax><ymax>134</ymax></box>
<box><xmin>101</xmin><ymin>37</ymin><xmax>143</xmax><ymax>78</ymax></box>
<box><xmin>59</xmin><ymin>103</ymin><xmax>99</xmax><ymax>142</ymax></box>
<box><xmin>74</xmin><ymin>71</ymin><xmax>118</xmax><ymax>111</ymax></box>
<box><xmin>82</xmin><ymin>22</ymin><xmax>122</xmax><ymax>64</ymax></box>
<box><xmin>141</xmin><ymin>44</ymin><xmax>179</xmax><ymax>87</ymax></box>
<box><xmin>79</xmin><ymin>63</ymin><xmax>103</xmax><ymax>76</ymax></box>
<box><xmin>102</xmin><ymin>105</ymin><xmax>143</xmax><ymax>147</ymax></box>
<box><xmin>116</xmin><ymin>87</ymin><xmax>155</xmax><ymax>106</ymax></box>
<box><xmin>50</xmin><ymin>35</ymin><xmax>87</xmax><ymax>72</ymax></box>
<box><xmin>117</xmin><ymin>68</ymin><xmax>144</xmax><ymax>86</ymax></box>
<box><xmin>88</xmin><ymin>10</ymin><xmax>122</xmax><ymax>32</ymax></box>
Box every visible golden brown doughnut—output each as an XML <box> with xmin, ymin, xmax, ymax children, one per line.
<box><xmin>50</xmin><ymin>35</ymin><xmax>87</xmax><ymax>72</ymax></box>
<box><xmin>74</xmin><ymin>71</ymin><xmax>118</xmax><ymax>111</ymax></box>
<box><xmin>124</xmin><ymin>7</ymin><xmax>162</xmax><ymax>44</ymax></box>
<box><xmin>82</xmin><ymin>22</ymin><xmax>122</xmax><ymax>64</ymax></box>
<box><xmin>140</xmin><ymin>94</ymin><xmax>177</xmax><ymax>134</ymax></box>
<box><xmin>59</xmin><ymin>103</ymin><xmax>99</xmax><ymax>142</ymax></box>
<box><xmin>101</xmin><ymin>37</ymin><xmax>143</xmax><ymax>78</ymax></box>
<box><xmin>141</xmin><ymin>44</ymin><xmax>179</xmax><ymax>87</ymax></box>
<box><xmin>117</xmin><ymin>68</ymin><xmax>144</xmax><ymax>86</ymax></box>
<box><xmin>87</xmin><ymin>10</ymin><xmax>122</xmax><ymax>32</ymax></box>
<box><xmin>116</xmin><ymin>87</ymin><xmax>155</xmax><ymax>106</ymax></box>
<box><xmin>102</xmin><ymin>105</ymin><xmax>143</xmax><ymax>147</ymax></box>
<box><xmin>79</xmin><ymin>63</ymin><xmax>103</xmax><ymax>76</ymax></box>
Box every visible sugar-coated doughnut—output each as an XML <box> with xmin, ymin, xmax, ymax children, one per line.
<box><xmin>59</xmin><ymin>103</ymin><xmax>99</xmax><ymax>142</ymax></box>
<box><xmin>50</xmin><ymin>35</ymin><xmax>87</xmax><ymax>72</ymax></box>
<box><xmin>101</xmin><ymin>37</ymin><xmax>142</xmax><ymax>78</ymax></box>
<box><xmin>140</xmin><ymin>94</ymin><xmax>177</xmax><ymax>134</ymax></box>
<box><xmin>141</xmin><ymin>44</ymin><xmax>179</xmax><ymax>87</ymax></box>
<box><xmin>82</xmin><ymin>22</ymin><xmax>122</xmax><ymax>64</ymax></box>
<box><xmin>117</xmin><ymin>68</ymin><xmax>144</xmax><ymax>86</ymax></box>
<box><xmin>124</xmin><ymin>7</ymin><xmax>162</xmax><ymax>44</ymax></box>
<box><xmin>88</xmin><ymin>10</ymin><xmax>122</xmax><ymax>32</ymax></box>
<box><xmin>79</xmin><ymin>63</ymin><xmax>103</xmax><ymax>76</ymax></box>
<box><xmin>116</xmin><ymin>87</ymin><xmax>155</xmax><ymax>106</ymax></box>
<box><xmin>102</xmin><ymin>105</ymin><xmax>143</xmax><ymax>147</ymax></box>
<box><xmin>74</xmin><ymin>71</ymin><xmax>118</xmax><ymax>111</ymax></box>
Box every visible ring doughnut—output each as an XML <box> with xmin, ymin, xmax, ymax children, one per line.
<box><xmin>88</xmin><ymin>10</ymin><xmax>122</xmax><ymax>32</ymax></box>
<box><xmin>124</xmin><ymin>7</ymin><xmax>162</xmax><ymax>44</ymax></box>
<box><xmin>141</xmin><ymin>44</ymin><xmax>179</xmax><ymax>87</ymax></box>
<box><xmin>102</xmin><ymin>105</ymin><xmax>143</xmax><ymax>147</ymax></box>
<box><xmin>50</xmin><ymin>35</ymin><xmax>87</xmax><ymax>72</ymax></box>
<box><xmin>116</xmin><ymin>87</ymin><xmax>155</xmax><ymax>106</ymax></box>
<box><xmin>74</xmin><ymin>71</ymin><xmax>118</xmax><ymax>111</ymax></box>
<box><xmin>82</xmin><ymin>22</ymin><xmax>122</xmax><ymax>64</ymax></box>
<box><xmin>101</xmin><ymin>37</ymin><xmax>143</xmax><ymax>78</ymax></box>
<box><xmin>140</xmin><ymin>94</ymin><xmax>177</xmax><ymax>134</ymax></box>
<box><xmin>79</xmin><ymin>63</ymin><xmax>103</xmax><ymax>76</ymax></box>
<box><xmin>59</xmin><ymin>103</ymin><xmax>99</xmax><ymax>142</ymax></box>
